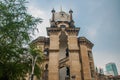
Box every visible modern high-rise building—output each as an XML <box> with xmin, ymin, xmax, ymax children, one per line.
<box><xmin>106</xmin><ymin>62</ymin><xmax>118</xmax><ymax>76</ymax></box>
<box><xmin>32</xmin><ymin>9</ymin><xmax>96</xmax><ymax>80</ymax></box>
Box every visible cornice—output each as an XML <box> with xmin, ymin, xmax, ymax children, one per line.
<box><xmin>49</xmin><ymin>49</ymin><xmax>59</xmax><ymax>52</ymax></box>
<box><xmin>66</xmin><ymin>27</ymin><xmax>80</xmax><ymax>36</ymax></box>
<box><xmin>47</xmin><ymin>27</ymin><xmax>61</xmax><ymax>36</ymax></box>
<box><xmin>47</xmin><ymin>27</ymin><xmax>80</xmax><ymax>36</ymax></box>
<box><xmin>78</xmin><ymin>37</ymin><xmax>94</xmax><ymax>48</ymax></box>
<box><xmin>31</xmin><ymin>36</ymin><xmax>49</xmax><ymax>45</ymax></box>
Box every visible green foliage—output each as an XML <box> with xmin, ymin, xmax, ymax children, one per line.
<box><xmin>0</xmin><ymin>0</ymin><xmax>43</xmax><ymax>80</ymax></box>
<box><xmin>29</xmin><ymin>45</ymin><xmax>45</xmax><ymax>79</ymax></box>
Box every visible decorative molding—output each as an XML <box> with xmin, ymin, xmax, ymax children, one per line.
<box><xmin>31</xmin><ymin>37</ymin><xmax>50</xmax><ymax>50</ymax></box>
<box><xmin>78</xmin><ymin>37</ymin><xmax>94</xmax><ymax>48</ymax></box>
<box><xmin>69</xmin><ymin>49</ymin><xmax>79</xmax><ymax>52</ymax></box>
<box><xmin>47</xmin><ymin>27</ymin><xmax>61</xmax><ymax>36</ymax></box>
<box><xmin>66</xmin><ymin>27</ymin><xmax>80</xmax><ymax>36</ymax></box>
<box><xmin>49</xmin><ymin>49</ymin><xmax>59</xmax><ymax>52</ymax></box>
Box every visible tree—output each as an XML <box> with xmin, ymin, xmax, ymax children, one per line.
<box><xmin>28</xmin><ymin>44</ymin><xmax>45</xmax><ymax>80</ymax></box>
<box><xmin>0</xmin><ymin>0</ymin><xmax>43</xmax><ymax>80</ymax></box>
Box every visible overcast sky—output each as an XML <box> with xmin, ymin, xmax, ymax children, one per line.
<box><xmin>27</xmin><ymin>0</ymin><xmax>120</xmax><ymax>74</ymax></box>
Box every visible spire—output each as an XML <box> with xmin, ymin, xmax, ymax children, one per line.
<box><xmin>60</xmin><ymin>5</ymin><xmax>62</xmax><ymax>12</ymax></box>
<box><xmin>69</xmin><ymin>9</ymin><xmax>73</xmax><ymax>13</ymax></box>
<box><xmin>51</xmin><ymin>8</ymin><xmax>56</xmax><ymax>28</ymax></box>
<box><xmin>69</xmin><ymin>9</ymin><xmax>73</xmax><ymax>21</ymax></box>
<box><xmin>51</xmin><ymin>8</ymin><xmax>55</xmax><ymax>21</ymax></box>
<box><xmin>51</xmin><ymin>8</ymin><xmax>55</xmax><ymax>13</ymax></box>
<box><xmin>69</xmin><ymin>9</ymin><xmax>75</xmax><ymax>28</ymax></box>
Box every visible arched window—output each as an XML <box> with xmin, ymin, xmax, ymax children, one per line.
<box><xmin>66</xmin><ymin>48</ymin><xmax>69</xmax><ymax>57</ymax></box>
<box><xmin>45</xmin><ymin>64</ymin><xmax>48</xmax><ymax>70</ymax></box>
<box><xmin>44</xmin><ymin>48</ymin><xmax>49</xmax><ymax>56</ymax></box>
<box><xmin>43</xmin><ymin>64</ymin><xmax>48</xmax><ymax>80</ymax></box>
<box><xmin>66</xmin><ymin>67</ymin><xmax>70</xmax><ymax>77</ymax></box>
<box><xmin>88</xmin><ymin>51</ymin><xmax>92</xmax><ymax>59</ymax></box>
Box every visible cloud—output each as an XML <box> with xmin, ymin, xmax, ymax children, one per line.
<box><xmin>27</xmin><ymin>5</ymin><xmax>50</xmax><ymax>39</ymax></box>
<box><xmin>28</xmin><ymin>6</ymin><xmax>44</xmax><ymax>18</ymax></box>
<box><xmin>87</xmin><ymin>27</ymin><xmax>97</xmax><ymax>39</ymax></box>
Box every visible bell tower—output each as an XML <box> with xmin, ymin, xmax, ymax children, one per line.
<box><xmin>47</xmin><ymin>9</ymin><xmax>81</xmax><ymax>80</ymax></box>
<box><xmin>32</xmin><ymin>9</ymin><xmax>96</xmax><ymax>80</ymax></box>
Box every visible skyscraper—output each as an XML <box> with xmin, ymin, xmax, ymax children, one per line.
<box><xmin>106</xmin><ymin>62</ymin><xmax>118</xmax><ymax>76</ymax></box>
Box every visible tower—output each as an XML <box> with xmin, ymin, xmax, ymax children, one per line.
<box><xmin>32</xmin><ymin>9</ymin><xmax>96</xmax><ymax>80</ymax></box>
<box><xmin>106</xmin><ymin>62</ymin><xmax>118</xmax><ymax>76</ymax></box>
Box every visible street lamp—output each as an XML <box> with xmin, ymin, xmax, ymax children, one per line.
<box><xmin>29</xmin><ymin>55</ymin><xmax>39</xmax><ymax>80</ymax></box>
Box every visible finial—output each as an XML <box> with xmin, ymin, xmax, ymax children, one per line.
<box><xmin>60</xmin><ymin>5</ymin><xmax>62</xmax><ymax>12</ymax></box>
<box><xmin>69</xmin><ymin>9</ymin><xmax>73</xmax><ymax>21</ymax></box>
<box><xmin>69</xmin><ymin>9</ymin><xmax>73</xmax><ymax>13</ymax></box>
<box><xmin>51</xmin><ymin>8</ymin><xmax>55</xmax><ymax>22</ymax></box>
<box><xmin>51</xmin><ymin>8</ymin><xmax>55</xmax><ymax>13</ymax></box>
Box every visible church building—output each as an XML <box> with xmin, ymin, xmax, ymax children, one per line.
<box><xmin>32</xmin><ymin>9</ymin><xmax>96</xmax><ymax>80</ymax></box>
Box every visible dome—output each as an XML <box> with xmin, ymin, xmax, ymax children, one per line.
<box><xmin>54</xmin><ymin>11</ymin><xmax>70</xmax><ymax>22</ymax></box>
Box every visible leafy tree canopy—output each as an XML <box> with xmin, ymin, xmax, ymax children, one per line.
<box><xmin>0</xmin><ymin>0</ymin><xmax>43</xmax><ymax>80</ymax></box>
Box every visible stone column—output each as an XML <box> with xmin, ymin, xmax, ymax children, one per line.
<box><xmin>80</xmin><ymin>44</ymin><xmax>91</xmax><ymax>80</ymax></box>
<box><xmin>48</xmin><ymin>35</ymin><xmax>59</xmax><ymax>80</ymax></box>
<box><xmin>78</xmin><ymin>37</ymin><xmax>95</xmax><ymax>80</ymax></box>
<box><xmin>68</xmin><ymin>35</ymin><xmax>82</xmax><ymax>80</ymax></box>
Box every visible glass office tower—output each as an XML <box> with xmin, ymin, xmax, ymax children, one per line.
<box><xmin>106</xmin><ymin>63</ymin><xmax>118</xmax><ymax>76</ymax></box>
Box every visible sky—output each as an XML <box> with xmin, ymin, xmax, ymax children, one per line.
<box><xmin>27</xmin><ymin>0</ymin><xmax>120</xmax><ymax>75</ymax></box>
